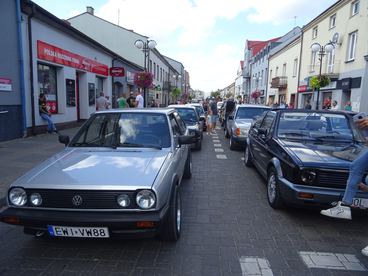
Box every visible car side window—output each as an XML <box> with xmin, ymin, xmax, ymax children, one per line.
<box><xmin>260</xmin><ymin>111</ymin><xmax>276</xmax><ymax>131</ymax></box>
<box><xmin>169</xmin><ymin>114</ymin><xmax>182</xmax><ymax>136</ymax></box>
<box><xmin>174</xmin><ymin>112</ymin><xmax>186</xmax><ymax>134</ymax></box>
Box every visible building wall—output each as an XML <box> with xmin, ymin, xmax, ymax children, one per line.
<box><xmin>0</xmin><ymin>0</ymin><xmax>23</xmax><ymax>141</ymax></box>
<box><xmin>268</xmin><ymin>38</ymin><xmax>301</xmax><ymax>107</ymax></box>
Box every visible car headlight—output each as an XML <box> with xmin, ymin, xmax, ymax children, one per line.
<box><xmin>300</xmin><ymin>170</ymin><xmax>316</xmax><ymax>184</ymax></box>
<box><xmin>117</xmin><ymin>194</ymin><xmax>131</xmax><ymax>208</ymax></box>
<box><xmin>30</xmin><ymin>193</ymin><xmax>42</xmax><ymax>206</ymax></box>
<box><xmin>9</xmin><ymin>188</ymin><xmax>27</xmax><ymax>206</ymax></box>
<box><xmin>136</xmin><ymin>190</ymin><xmax>156</xmax><ymax>209</ymax></box>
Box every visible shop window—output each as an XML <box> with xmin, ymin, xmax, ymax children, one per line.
<box><xmin>96</xmin><ymin>76</ymin><xmax>104</xmax><ymax>97</ymax></box>
<box><xmin>38</xmin><ymin>63</ymin><xmax>58</xmax><ymax>114</ymax></box>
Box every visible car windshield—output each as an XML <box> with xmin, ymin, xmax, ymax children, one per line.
<box><xmin>176</xmin><ymin>108</ymin><xmax>198</xmax><ymax>123</ymax></box>
<box><xmin>70</xmin><ymin>113</ymin><xmax>171</xmax><ymax>148</ymax></box>
<box><xmin>193</xmin><ymin>106</ymin><xmax>204</xmax><ymax>116</ymax></box>
<box><xmin>277</xmin><ymin>112</ymin><xmax>355</xmax><ymax>142</ymax></box>
<box><xmin>236</xmin><ymin>107</ymin><xmax>269</xmax><ymax>120</ymax></box>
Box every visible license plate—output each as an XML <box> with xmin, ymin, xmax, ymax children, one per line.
<box><xmin>47</xmin><ymin>226</ymin><xmax>109</xmax><ymax>238</ymax></box>
<box><xmin>351</xmin><ymin>198</ymin><xmax>368</xmax><ymax>209</ymax></box>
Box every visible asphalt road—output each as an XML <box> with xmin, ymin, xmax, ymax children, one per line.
<box><xmin>0</xmin><ymin>126</ymin><xmax>368</xmax><ymax>275</ymax></box>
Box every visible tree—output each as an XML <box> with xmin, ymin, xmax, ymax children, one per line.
<box><xmin>171</xmin><ymin>87</ymin><xmax>181</xmax><ymax>102</ymax></box>
<box><xmin>210</xmin><ymin>90</ymin><xmax>221</xmax><ymax>98</ymax></box>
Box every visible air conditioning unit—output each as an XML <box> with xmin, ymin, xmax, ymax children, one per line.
<box><xmin>332</xmin><ymin>32</ymin><xmax>343</xmax><ymax>46</ymax></box>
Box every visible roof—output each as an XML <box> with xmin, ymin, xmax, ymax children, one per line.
<box><xmin>237</xmin><ymin>104</ymin><xmax>271</xmax><ymax>109</ymax></box>
<box><xmin>167</xmin><ymin>105</ymin><xmax>196</xmax><ymax>110</ymax></box>
<box><xmin>95</xmin><ymin>108</ymin><xmax>173</xmax><ymax>114</ymax></box>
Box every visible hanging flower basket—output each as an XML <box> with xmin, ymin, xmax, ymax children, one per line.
<box><xmin>134</xmin><ymin>71</ymin><xmax>153</xmax><ymax>88</ymax></box>
<box><xmin>251</xmin><ymin>91</ymin><xmax>261</xmax><ymax>99</ymax></box>
<box><xmin>309</xmin><ymin>75</ymin><xmax>331</xmax><ymax>90</ymax></box>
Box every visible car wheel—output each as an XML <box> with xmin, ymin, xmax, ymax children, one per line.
<box><xmin>224</xmin><ymin>128</ymin><xmax>230</xmax><ymax>138</ymax></box>
<box><xmin>244</xmin><ymin>143</ymin><xmax>253</xmax><ymax>167</ymax></box>
<box><xmin>229</xmin><ymin>134</ymin><xmax>236</xmax><ymax>150</ymax></box>
<box><xmin>267</xmin><ymin>167</ymin><xmax>284</xmax><ymax>209</ymax></box>
<box><xmin>183</xmin><ymin>151</ymin><xmax>192</xmax><ymax>179</ymax></box>
<box><xmin>158</xmin><ymin>185</ymin><xmax>181</xmax><ymax>241</ymax></box>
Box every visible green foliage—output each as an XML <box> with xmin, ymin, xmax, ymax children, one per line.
<box><xmin>210</xmin><ymin>91</ymin><xmax>221</xmax><ymax>98</ymax></box>
<box><xmin>310</xmin><ymin>75</ymin><xmax>331</xmax><ymax>90</ymax></box>
<box><xmin>171</xmin><ymin>87</ymin><xmax>181</xmax><ymax>98</ymax></box>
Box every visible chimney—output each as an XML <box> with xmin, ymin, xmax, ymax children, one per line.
<box><xmin>86</xmin><ymin>6</ymin><xmax>94</xmax><ymax>15</ymax></box>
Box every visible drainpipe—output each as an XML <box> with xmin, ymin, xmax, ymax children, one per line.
<box><xmin>27</xmin><ymin>2</ymin><xmax>36</xmax><ymax>135</ymax></box>
<box><xmin>16</xmin><ymin>0</ymin><xmax>27</xmax><ymax>137</ymax></box>
<box><xmin>296</xmin><ymin>29</ymin><xmax>304</xmax><ymax>109</ymax></box>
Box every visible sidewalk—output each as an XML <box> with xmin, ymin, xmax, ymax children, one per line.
<box><xmin>0</xmin><ymin>128</ymin><xmax>79</xmax><ymax>204</ymax></box>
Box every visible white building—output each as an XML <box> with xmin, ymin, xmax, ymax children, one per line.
<box><xmin>234</xmin><ymin>61</ymin><xmax>244</xmax><ymax>99</ymax></box>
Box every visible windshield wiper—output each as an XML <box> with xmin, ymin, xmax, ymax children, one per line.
<box><xmin>119</xmin><ymin>142</ymin><xmax>162</xmax><ymax>150</ymax></box>
<box><xmin>71</xmin><ymin>142</ymin><xmax>100</xmax><ymax>147</ymax></box>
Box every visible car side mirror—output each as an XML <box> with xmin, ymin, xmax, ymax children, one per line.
<box><xmin>199</xmin><ymin>117</ymin><xmax>205</xmax><ymax>121</ymax></box>
<box><xmin>178</xmin><ymin>134</ymin><xmax>199</xmax><ymax>145</ymax></box>
<box><xmin>258</xmin><ymin>128</ymin><xmax>268</xmax><ymax>137</ymax></box>
<box><xmin>253</xmin><ymin>115</ymin><xmax>260</xmax><ymax>120</ymax></box>
<box><xmin>228</xmin><ymin>115</ymin><xmax>234</xmax><ymax>120</ymax></box>
<box><xmin>58</xmin><ymin>135</ymin><xmax>70</xmax><ymax>146</ymax></box>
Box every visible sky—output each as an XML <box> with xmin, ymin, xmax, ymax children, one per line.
<box><xmin>33</xmin><ymin>0</ymin><xmax>337</xmax><ymax>93</ymax></box>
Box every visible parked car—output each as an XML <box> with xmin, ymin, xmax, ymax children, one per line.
<box><xmin>225</xmin><ymin>104</ymin><xmax>270</xmax><ymax>150</ymax></box>
<box><xmin>187</xmin><ymin>103</ymin><xmax>207</xmax><ymax>131</ymax></box>
<box><xmin>168</xmin><ymin>105</ymin><xmax>204</xmax><ymax>150</ymax></box>
<box><xmin>0</xmin><ymin>109</ymin><xmax>199</xmax><ymax>241</ymax></box>
<box><xmin>244</xmin><ymin>109</ymin><xmax>368</xmax><ymax>209</ymax></box>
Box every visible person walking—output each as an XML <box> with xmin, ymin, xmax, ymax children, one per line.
<box><xmin>117</xmin><ymin>93</ymin><xmax>128</xmax><ymax>108</ymax></box>
<box><xmin>320</xmin><ymin>116</ymin><xmax>368</xmax><ymax>256</ymax></box>
<box><xmin>224</xmin><ymin>97</ymin><xmax>235</xmax><ymax>131</ymax></box>
<box><xmin>344</xmin><ymin>101</ymin><xmax>352</xmax><ymax>111</ymax></box>
<box><xmin>39</xmin><ymin>93</ymin><xmax>58</xmax><ymax>134</ymax></box>
<box><xmin>96</xmin><ymin>92</ymin><xmax>108</xmax><ymax>111</ymax></box>
<box><xmin>209</xmin><ymin>98</ymin><xmax>218</xmax><ymax>134</ymax></box>
<box><xmin>135</xmin><ymin>90</ymin><xmax>144</xmax><ymax>108</ymax></box>
<box><xmin>127</xmin><ymin>92</ymin><xmax>136</xmax><ymax>108</ymax></box>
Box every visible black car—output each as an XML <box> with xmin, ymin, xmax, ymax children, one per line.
<box><xmin>244</xmin><ymin>109</ymin><xmax>368</xmax><ymax>209</ymax></box>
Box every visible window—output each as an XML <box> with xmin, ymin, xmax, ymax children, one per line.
<box><xmin>269</xmin><ymin>69</ymin><xmax>272</xmax><ymax>81</ymax></box>
<box><xmin>156</xmin><ymin>64</ymin><xmax>159</xmax><ymax>80</ymax></box>
<box><xmin>282</xmin><ymin>64</ymin><xmax>286</xmax><ymax>76</ymax></box>
<box><xmin>260</xmin><ymin>111</ymin><xmax>276</xmax><ymax>131</ymax></box>
<box><xmin>329</xmin><ymin>14</ymin><xmax>336</xmax><ymax>29</ymax></box>
<box><xmin>327</xmin><ymin>49</ymin><xmax>335</xmax><ymax>73</ymax></box>
<box><xmin>96</xmin><ymin>76</ymin><xmax>104</xmax><ymax>95</ymax></box>
<box><xmin>275</xmin><ymin>67</ymin><xmax>279</xmax><ymax>77</ymax></box>
<box><xmin>347</xmin><ymin>31</ymin><xmax>357</xmax><ymax>61</ymax></box>
<box><xmin>351</xmin><ymin>0</ymin><xmax>360</xmax><ymax>16</ymax></box>
<box><xmin>38</xmin><ymin>63</ymin><xmax>58</xmax><ymax>114</ymax></box>
<box><xmin>153</xmin><ymin>62</ymin><xmax>156</xmax><ymax>78</ymax></box>
<box><xmin>312</xmin><ymin>26</ymin><xmax>318</xmax><ymax>39</ymax></box>
<box><xmin>310</xmin><ymin>51</ymin><xmax>317</xmax><ymax>71</ymax></box>
<box><xmin>293</xmin><ymin>58</ymin><xmax>298</xmax><ymax>77</ymax></box>
<box><xmin>149</xmin><ymin>60</ymin><xmax>152</xmax><ymax>73</ymax></box>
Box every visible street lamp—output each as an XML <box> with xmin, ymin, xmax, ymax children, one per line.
<box><xmin>310</xmin><ymin>42</ymin><xmax>335</xmax><ymax>110</ymax></box>
<box><xmin>134</xmin><ymin>39</ymin><xmax>157</xmax><ymax>107</ymax></box>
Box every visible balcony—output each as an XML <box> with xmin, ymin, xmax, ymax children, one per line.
<box><xmin>270</xmin><ymin>76</ymin><xmax>287</xmax><ymax>88</ymax></box>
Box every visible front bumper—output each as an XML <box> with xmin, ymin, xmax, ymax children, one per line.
<box><xmin>0</xmin><ymin>205</ymin><xmax>169</xmax><ymax>238</ymax></box>
<box><xmin>278</xmin><ymin>176</ymin><xmax>368</xmax><ymax>208</ymax></box>
<box><xmin>230</xmin><ymin>135</ymin><xmax>247</xmax><ymax>146</ymax></box>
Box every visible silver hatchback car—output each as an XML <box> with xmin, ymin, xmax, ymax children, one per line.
<box><xmin>0</xmin><ymin>109</ymin><xmax>198</xmax><ymax>241</ymax></box>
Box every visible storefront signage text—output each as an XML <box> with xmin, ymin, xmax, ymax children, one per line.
<box><xmin>297</xmin><ymin>85</ymin><xmax>307</xmax><ymax>92</ymax></box>
<box><xmin>110</xmin><ymin>67</ymin><xmax>125</xmax><ymax>77</ymax></box>
<box><xmin>37</xmin><ymin>40</ymin><xmax>108</xmax><ymax>76</ymax></box>
<box><xmin>0</xmin><ymin>77</ymin><xmax>12</xmax><ymax>91</ymax></box>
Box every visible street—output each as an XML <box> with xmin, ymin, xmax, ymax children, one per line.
<box><xmin>0</xmin><ymin>127</ymin><xmax>368</xmax><ymax>276</ymax></box>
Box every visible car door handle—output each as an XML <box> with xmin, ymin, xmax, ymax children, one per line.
<box><xmin>0</xmin><ymin>110</ymin><xmax>9</xmax><ymax>114</ymax></box>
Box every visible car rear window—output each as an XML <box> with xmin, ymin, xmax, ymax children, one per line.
<box><xmin>236</xmin><ymin>107</ymin><xmax>269</xmax><ymax>119</ymax></box>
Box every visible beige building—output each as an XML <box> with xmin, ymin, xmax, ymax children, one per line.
<box><xmin>297</xmin><ymin>0</ymin><xmax>368</xmax><ymax>111</ymax></box>
<box><xmin>267</xmin><ymin>37</ymin><xmax>301</xmax><ymax>108</ymax></box>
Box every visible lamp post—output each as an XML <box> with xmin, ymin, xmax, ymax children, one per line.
<box><xmin>310</xmin><ymin>42</ymin><xmax>335</xmax><ymax>110</ymax></box>
<box><xmin>134</xmin><ymin>39</ymin><xmax>157</xmax><ymax>107</ymax></box>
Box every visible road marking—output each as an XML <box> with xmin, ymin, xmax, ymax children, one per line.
<box><xmin>216</xmin><ymin>154</ymin><xmax>227</xmax><ymax>159</ymax></box>
<box><xmin>299</xmin><ymin>251</ymin><xmax>367</xmax><ymax>271</ymax></box>
<box><xmin>239</xmin><ymin>257</ymin><xmax>273</xmax><ymax>276</ymax></box>
<box><xmin>214</xmin><ymin>144</ymin><xmax>222</xmax><ymax>147</ymax></box>
<box><xmin>213</xmin><ymin>139</ymin><xmax>220</xmax><ymax>143</ymax></box>
<box><xmin>241</xmin><ymin>157</ymin><xmax>245</xmax><ymax>161</ymax></box>
<box><xmin>214</xmin><ymin>148</ymin><xmax>224</xmax><ymax>152</ymax></box>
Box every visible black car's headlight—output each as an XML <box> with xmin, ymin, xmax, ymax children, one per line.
<box><xmin>300</xmin><ymin>170</ymin><xmax>316</xmax><ymax>184</ymax></box>
<box><xmin>136</xmin><ymin>190</ymin><xmax>156</xmax><ymax>209</ymax></box>
<box><xmin>9</xmin><ymin>187</ymin><xmax>27</xmax><ymax>206</ymax></box>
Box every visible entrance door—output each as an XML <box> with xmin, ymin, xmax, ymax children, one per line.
<box><xmin>76</xmin><ymin>72</ymin><xmax>80</xmax><ymax>121</ymax></box>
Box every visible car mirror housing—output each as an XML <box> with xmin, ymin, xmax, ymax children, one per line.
<box><xmin>58</xmin><ymin>135</ymin><xmax>70</xmax><ymax>146</ymax></box>
<box><xmin>178</xmin><ymin>135</ymin><xmax>198</xmax><ymax>145</ymax></box>
<box><xmin>228</xmin><ymin>115</ymin><xmax>234</xmax><ymax>120</ymax></box>
<box><xmin>199</xmin><ymin>117</ymin><xmax>205</xmax><ymax>121</ymax></box>
<box><xmin>258</xmin><ymin>128</ymin><xmax>268</xmax><ymax>136</ymax></box>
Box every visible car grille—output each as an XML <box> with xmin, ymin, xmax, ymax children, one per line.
<box><xmin>24</xmin><ymin>189</ymin><xmax>138</xmax><ymax>209</ymax></box>
<box><xmin>317</xmin><ymin>170</ymin><xmax>349</xmax><ymax>189</ymax></box>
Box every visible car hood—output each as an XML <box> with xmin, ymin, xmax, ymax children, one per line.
<box><xmin>279</xmin><ymin>139</ymin><xmax>365</xmax><ymax>168</ymax></box>
<box><xmin>12</xmin><ymin>148</ymin><xmax>169</xmax><ymax>190</ymax></box>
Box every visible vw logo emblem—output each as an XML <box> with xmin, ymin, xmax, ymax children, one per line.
<box><xmin>72</xmin><ymin>195</ymin><xmax>83</xmax><ymax>206</ymax></box>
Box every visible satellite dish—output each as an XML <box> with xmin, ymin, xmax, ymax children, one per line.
<box><xmin>332</xmin><ymin>32</ymin><xmax>341</xmax><ymax>45</ymax></box>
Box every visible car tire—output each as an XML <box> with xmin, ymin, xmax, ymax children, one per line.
<box><xmin>229</xmin><ymin>134</ymin><xmax>236</xmax><ymax>150</ymax></box>
<box><xmin>244</xmin><ymin>143</ymin><xmax>253</xmax><ymax>167</ymax></box>
<box><xmin>183</xmin><ymin>151</ymin><xmax>192</xmax><ymax>179</ymax></box>
<box><xmin>158</xmin><ymin>185</ymin><xmax>181</xmax><ymax>241</ymax></box>
<box><xmin>224</xmin><ymin>128</ymin><xmax>230</xmax><ymax>138</ymax></box>
<box><xmin>267</xmin><ymin>167</ymin><xmax>284</xmax><ymax>209</ymax></box>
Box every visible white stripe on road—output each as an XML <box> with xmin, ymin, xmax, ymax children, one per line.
<box><xmin>239</xmin><ymin>257</ymin><xmax>273</xmax><ymax>276</ymax></box>
<box><xmin>214</xmin><ymin>148</ymin><xmax>224</xmax><ymax>152</ymax></box>
<box><xmin>213</xmin><ymin>139</ymin><xmax>220</xmax><ymax>143</ymax></box>
<box><xmin>216</xmin><ymin>154</ymin><xmax>227</xmax><ymax>159</ymax></box>
<box><xmin>214</xmin><ymin>144</ymin><xmax>222</xmax><ymax>147</ymax></box>
<box><xmin>299</xmin><ymin>251</ymin><xmax>367</xmax><ymax>271</ymax></box>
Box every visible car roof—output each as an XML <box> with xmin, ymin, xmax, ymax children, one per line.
<box><xmin>168</xmin><ymin>104</ymin><xmax>196</xmax><ymax>110</ymax></box>
<box><xmin>95</xmin><ymin>108</ymin><xmax>174</xmax><ymax>115</ymax></box>
<box><xmin>237</xmin><ymin>104</ymin><xmax>271</xmax><ymax>109</ymax></box>
<box><xmin>273</xmin><ymin>109</ymin><xmax>354</xmax><ymax>115</ymax></box>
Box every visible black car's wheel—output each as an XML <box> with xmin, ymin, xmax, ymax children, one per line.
<box><xmin>224</xmin><ymin>128</ymin><xmax>230</xmax><ymax>138</ymax></box>
<box><xmin>183</xmin><ymin>151</ymin><xmax>192</xmax><ymax>179</ymax></box>
<box><xmin>244</xmin><ymin>143</ymin><xmax>253</xmax><ymax>167</ymax></box>
<box><xmin>267</xmin><ymin>167</ymin><xmax>284</xmax><ymax>209</ymax></box>
<box><xmin>229</xmin><ymin>134</ymin><xmax>236</xmax><ymax>150</ymax></box>
<box><xmin>158</xmin><ymin>185</ymin><xmax>181</xmax><ymax>241</ymax></box>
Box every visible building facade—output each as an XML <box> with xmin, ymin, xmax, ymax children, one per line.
<box><xmin>234</xmin><ymin>61</ymin><xmax>244</xmax><ymax>99</ymax></box>
<box><xmin>298</xmin><ymin>0</ymin><xmax>368</xmax><ymax>111</ymax></box>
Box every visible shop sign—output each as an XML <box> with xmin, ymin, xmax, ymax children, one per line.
<box><xmin>341</xmin><ymin>78</ymin><xmax>352</xmax><ymax>90</ymax></box>
<box><xmin>320</xmin><ymin>81</ymin><xmax>337</xmax><ymax>90</ymax></box>
<box><xmin>0</xmin><ymin>77</ymin><xmax>12</xmax><ymax>91</ymax></box>
<box><xmin>110</xmin><ymin>67</ymin><xmax>125</xmax><ymax>77</ymax></box>
<box><xmin>297</xmin><ymin>85</ymin><xmax>307</xmax><ymax>92</ymax></box>
<box><xmin>37</xmin><ymin>40</ymin><xmax>108</xmax><ymax>76</ymax></box>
